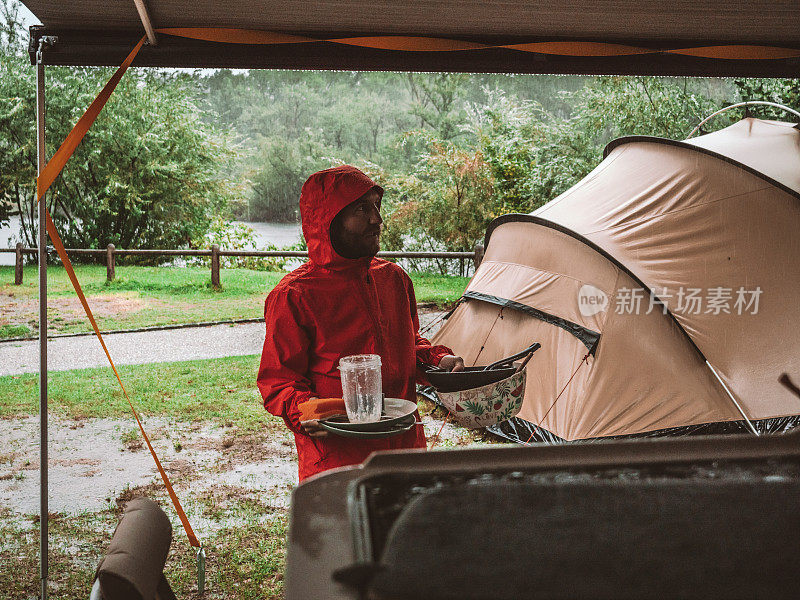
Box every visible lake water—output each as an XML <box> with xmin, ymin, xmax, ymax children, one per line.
<box><xmin>0</xmin><ymin>216</ymin><xmax>21</xmax><ymax>266</ymax></box>
<box><xmin>237</xmin><ymin>221</ymin><xmax>302</xmax><ymax>248</ymax></box>
<box><xmin>0</xmin><ymin>216</ymin><xmax>302</xmax><ymax>266</ymax></box>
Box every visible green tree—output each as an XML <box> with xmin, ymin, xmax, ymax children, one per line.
<box><xmin>406</xmin><ymin>73</ymin><xmax>470</xmax><ymax>141</ymax></box>
<box><xmin>383</xmin><ymin>131</ymin><xmax>494</xmax><ymax>274</ymax></box>
<box><xmin>193</xmin><ymin>70</ymin><xmax>597</xmax><ymax>224</ymax></box>
<box><xmin>226</xmin><ymin>72</ymin><xmax>417</xmax><ymax>221</ymax></box>
<box><xmin>0</xmin><ymin>0</ymin><xmax>25</xmax><ymax>228</ymax></box>
<box><xmin>469</xmin><ymin>77</ymin><xmax>730</xmax><ymax>215</ymax></box>
<box><xmin>731</xmin><ymin>78</ymin><xmax>800</xmax><ymax>121</ymax></box>
<box><xmin>1</xmin><ymin>0</ymin><xmax>237</xmax><ymax>252</ymax></box>
<box><xmin>567</xmin><ymin>76</ymin><xmax>725</xmax><ymax>143</ymax></box>
<box><xmin>0</xmin><ymin>59</ymin><xmax>236</xmax><ymax>251</ymax></box>
<box><xmin>247</xmin><ymin>136</ymin><xmax>330</xmax><ymax>222</ymax></box>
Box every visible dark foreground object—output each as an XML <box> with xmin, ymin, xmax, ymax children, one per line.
<box><xmin>342</xmin><ymin>468</ymin><xmax>800</xmax><ymax>599</ymax></box>
<box><xmin>287</xmin><ymin>428</ymin><xmax>800</xmax><ymax>599</ymax></box>
<box><xmin>91</xmin><ymin>497</ymin><xmax>177</xmax><ymax>600</ymax></box>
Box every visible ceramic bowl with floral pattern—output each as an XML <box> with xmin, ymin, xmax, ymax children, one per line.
<box><xmin>436</xmin><ymin>368</ymin><xmax>526</xmax><ymax>428</ymax></box>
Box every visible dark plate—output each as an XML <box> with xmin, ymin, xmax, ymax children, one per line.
<box><xmin>320</xmin><ymin>398</ymin><xmax>418</xmax><ymax>432</ymax></box>
<box><xmin>425</xmin><ymin>366</ymin><xmax>517</xmax><ymax>393</ymax></box>
<box><xmin>318</xmin><ymin>415</ymin><xmax>417</xmax><ymax>439</ymax></box>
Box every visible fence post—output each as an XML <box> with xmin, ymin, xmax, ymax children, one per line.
<box><xmin>106</xmin><ymin>244</ymin><xmax>115</xmax><ymax>282</ymax></box>
<box><xmin>15</xmin><ymin>242</ymin><xmax>23</xmax><ymax>285</ymax></box>
<box><xmin>473</xmin><ymin>243</ymin><xmax>485</xmax><ymax>271</ymax></box>
<box><xmin>211</xmin><ymin>244</ymin><xmax>220</xmax><ymax>288</ymax></box>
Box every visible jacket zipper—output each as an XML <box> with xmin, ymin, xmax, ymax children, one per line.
<box><xmin>355</xmin><ymin>270</ymin><xmax>385</xmax><ymax>353</ymax></box>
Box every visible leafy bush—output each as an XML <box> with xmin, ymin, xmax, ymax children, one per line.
<box><xmin>731</xmin><ymin>78</ymin><xmax>800</xmax><ymax>120</ymax></box>
<box><xmin>1</xmin><ymin>4</ymin><xmax>238</xmax><ymax>253</ymax></box>
<box><xmin>380</xmin><ymin>132</ymin><xmax>493</xmax><ymax>274</ymax></box>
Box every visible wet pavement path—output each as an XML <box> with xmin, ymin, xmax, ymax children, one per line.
<box><xmin>0</xmin><ymin>310</ymin><xmax>446</xmax><ymax>376</ymax></box>
<box><xmin>0</xmin><ymin>322</ymin><xmax>267</xmax><ymax>376</ymax></box>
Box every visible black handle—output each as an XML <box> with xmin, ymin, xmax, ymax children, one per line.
<box><xmin>484</xmin><ymin>342</ymin><xmax>541</xmax><ymax>371</ymax></box>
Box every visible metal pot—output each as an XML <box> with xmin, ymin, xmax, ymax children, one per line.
<box><xmin>424</xmin><ymin>343</ymin><xmax>540</xmax><ymax>393</ymax></box>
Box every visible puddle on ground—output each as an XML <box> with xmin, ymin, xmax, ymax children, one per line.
<box><xmin>211</xmin><ymin>458</ymin><xmax>296</xmax><ymax>508</ymax></box>
<box><xmin>0</xmin><ymin>416</ymin><xmax>299</xmax><ymax>519</ymax></box>
<box><xmin>0</xmin><ymin>396</ymin><xmax>473</xmax><ymax>543</ymax></box>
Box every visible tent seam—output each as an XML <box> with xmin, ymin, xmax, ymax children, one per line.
<box><xmin>603</xmin><ymin>135</ymin><xmax>800</xmax><ymax>202</ymax></box>
<box><xmin>470</xmin><ymin>259</ymin><xmax>614</xmax><ymax>294</ymax></box>
<box><xmin>577</xmin><ymin>184</ymin><xmax>776</xmax><ymax>236</ymax></box>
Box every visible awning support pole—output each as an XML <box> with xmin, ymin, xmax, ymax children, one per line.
<box><xmin>133</xmin><ymin>0</ymin><xmax>158</xmax><ymax>46</ymax></box>
<box><xmin>706</xmin><ymin>361</ymin><xmax>759</xmax><ymax>436</ymax></box>
<box><xmin>36</xmin><ymin>41</ymin><xmax>48</xmax><ymax>600</ymax></box>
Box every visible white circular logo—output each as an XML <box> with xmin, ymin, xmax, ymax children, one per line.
<box><xmin>578</xmin><ymin>284</ymin><xmax>608</xmax><ymax>317</ymax></box>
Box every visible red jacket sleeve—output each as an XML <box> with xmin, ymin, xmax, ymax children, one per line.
<box><xmin>257</xmin><ymin>286</ymin><xmax>313</xmax><ymax>435</ymax></box>
<box><xmin>406</xmin><ymin>274</ymin><xmax>453</xmax><ymax>368</ymax></box>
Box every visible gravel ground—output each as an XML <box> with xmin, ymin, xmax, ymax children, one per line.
<box><xmin>0</xmin><ymin>309</ymin><xmax>447</xmax><ymax>376</ymax></box>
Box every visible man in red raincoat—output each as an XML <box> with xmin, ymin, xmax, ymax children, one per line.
<box><xmin>257</xmin><ymin>165</ymin><xmax>463</xmax><ymax>481</ymax></box>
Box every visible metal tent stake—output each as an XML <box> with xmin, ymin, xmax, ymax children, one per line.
<box><xmin>197</xmin><ymin>545</ymin><xmax>206</xmax><ymax>594</ymax></box>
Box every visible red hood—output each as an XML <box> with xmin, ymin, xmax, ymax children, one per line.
<box><xmin>299</xmin><ymin>165</ymin><xmax>384</xmax><ymax>270</ymax></box>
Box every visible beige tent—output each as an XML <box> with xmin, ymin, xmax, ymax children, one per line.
<box><xmin>433</xmin><ymin>118</ymin><xmax>800</xmax><ymax>442</ymax></box>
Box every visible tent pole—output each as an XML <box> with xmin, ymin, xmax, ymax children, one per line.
<box><xmin>132</xmin><ymin>0</ymin><xmax>158</xmax><ymax>46</ymax></box>
<box><xmin>706</xmin><ymin>361</ymin><xmax>759</xmax><ymax>436</ymax></box>
<box><xmin>36</xmin><ymin>52</ymin><xmax>48</xmax><ymax>600</ymax></box>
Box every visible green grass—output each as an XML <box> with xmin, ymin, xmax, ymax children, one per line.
<box><xmin>409</xmin><ymin>271</ymin><xmax>471</xmax><ymax>305</ymax></box>
<box><xmin>0</xmin><ymin>265</ymin><xmax>469</xmax><ymax>338</ymax></box>
<box><xmin>0</xmin><ymin>353</ymin><xmax>296</xmax><ymax>599</ymax></box>
<box><xmin>0</xmin><ymin>354</ymin><xmax>278</xmax><ymax>432</ymax></box>
<box><xmin>0</xmin><ymin>324</ymin><xmax>31</xmax><ymax>337</ymax></box>
<box><xmin>0</xmin><ymin>498</ymin><xmax>288</xmax><ymax>599</ymax></box>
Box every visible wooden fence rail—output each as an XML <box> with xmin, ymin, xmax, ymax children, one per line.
<box><xmin>1</xmin><ymin>243</ymin><xmax>483</xmax><ymax>287</ymax></box>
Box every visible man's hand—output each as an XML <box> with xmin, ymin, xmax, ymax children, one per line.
<box><xmin>438</xmin><ymin>355</ymin><xmax>465</xmax><ymax>372</ymax></box>
<box><xmin>300</xmin><ymin>419</ymin><xmax>329</xmax><ymax>438</ymax></box>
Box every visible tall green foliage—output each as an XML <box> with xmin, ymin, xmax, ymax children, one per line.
<box><xmin>0</xmin><ymin>1</ymin><xmax>237</xmax><ymax>251</ymax></box>
<box><xmin>199</xmin><ymin>71</ymin><xmax>420</xmax><ymax>221</ymax></box>
<box><xmin>379</xmin><ymin>132</ymin><xmax>493</xmax><ymax>274</ymax></box>
<box><xmin>406</xmin><ymin>73</ymin><xmax>470</xmax><ymax>141</ymax></box>
<box><xmin>50</xmin><ymin>69</ymin><xmax>237</xmax><ymax>251</ymax></box>
<box><xmin>0</xmin><ymin>0</ymin><xmax>25</xmax><ymax>228</ymax></box>
<box><xmin>197</xmin><ymin>70</ymin><xmax>589</xmax><ymax>222</ymax></box>
<box><xmin>731</xmin><ymin>78</ymin><xmax>800</xmax><ymax>120</ymax></box>
<box><xmin>248</xmin><ymin>136</ymin><xmax>328</xmax><ymax>222</ymax></box>
<box><xmin>470</xmin><ymin>77</ymin><xmax>732</xmax><ymax>215</ymax></box>
<box><xmin>470</xmin><ymin>93</ymin><xmax>595</xmax><ymax>214</ymax></box>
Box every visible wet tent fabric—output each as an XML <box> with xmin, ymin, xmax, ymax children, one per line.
<box><xmin>432</xmin><ymin>118</ymin><xmax>800</xmax><ymax>441</ymax></box>
<box><xmin>439</xmin><ymin>223</ymin><xmax>741</xmax><ymax>440</ymax></box>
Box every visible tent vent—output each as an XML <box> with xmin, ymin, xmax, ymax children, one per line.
<box><xmin>462</xmin><ymin>291</ymin><xmax>600</xmax><ymax>350</ymax></box>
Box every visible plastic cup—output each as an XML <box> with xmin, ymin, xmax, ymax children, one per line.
<box><xmin>339</xmin><ymin>354</ymin><xmax>383</xmax><ymax>423</ymax></box>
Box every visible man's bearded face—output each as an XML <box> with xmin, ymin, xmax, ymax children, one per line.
<box><xmin>330</xmin><ymin>188</ymin><xmax>383</xmax><ymax>259</ymax></box>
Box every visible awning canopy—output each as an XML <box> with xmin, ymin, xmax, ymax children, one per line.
<box><xmin>21</xmin><ymin>0</ymin><xmax>800</xmax><ymax>76</ymax></box>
